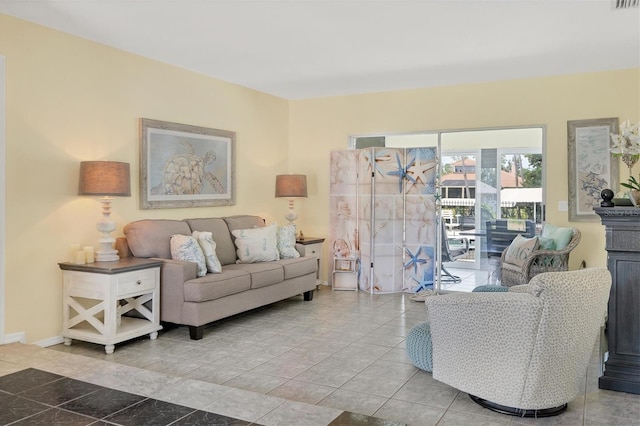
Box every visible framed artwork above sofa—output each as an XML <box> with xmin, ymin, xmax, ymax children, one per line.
<box><xmin>139</xmin><ymin>118</ymin><xmax>236</xmax><ymax>209</ymax></box>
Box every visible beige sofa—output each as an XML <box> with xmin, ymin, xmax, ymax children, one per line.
<box><xmin>116</xmin><ymin>215</ymin><xmax>317</xmax><ymax>340</ymax></box>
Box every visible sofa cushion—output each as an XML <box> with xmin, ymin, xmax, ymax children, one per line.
<box><xmin>277</xmin><ymin>256</ymin><xmax>317</xmax><ymax>280</ymax></box>
<box><xmin>224</xmin><ymin>263</ymin><xmax>284</xmax><ymax>289</ymax></box>
<box><xmin>170</xmin><ymin>234</ymin><xmax>207</xmax><ymax>277</ymax></box>
<box><xmin>185</xmin><ymin>218</ymin><xmax>236</xmax><ymax>266</ymax></box>
<box><xmin>124</xmin><ymin>219</ymin><xmax>191</xmax><ymax>259</ymax></box>
<box><xmin>232</xmin><ymin>223</ymin><xmax>280</xmax><ymax>263</ymax></box>
<box><xmin>183</xmin><ymin>270</ymin><xmax>251</xmax><ymax>302</ymax></box>
<box><xmin>224</xmin><ymin>215</ymin><xmax>265</xmax><ymax>233</ymax></box>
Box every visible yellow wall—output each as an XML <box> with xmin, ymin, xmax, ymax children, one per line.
<box><xmin>2</xmin><ymin>13</ymin><xmax>639</xmax><ymax>343</ymax></box>
<box><xmin>1</xmin><ymin>15</ymin><xmax>290</xmax><ymax>342</ymax></box>
<box><xmin>290</xmin><ymin>69</ymin><xmax>640</xmax><ymax>278</ymax></box>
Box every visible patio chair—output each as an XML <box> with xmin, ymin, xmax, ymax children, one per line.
<box><xmin>441</xmin><ymin>221</ymin><xmax>469</xmax><ymax>283</ymax></box>
<box><xmin>442</xmin><ymin>210</ymin><xmax>460</xmax><ymax>235</ymax></box>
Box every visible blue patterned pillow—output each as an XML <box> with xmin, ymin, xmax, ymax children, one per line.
<box><xmin>277</xmin><ymin>224</ymin><xmax>300</xmax><ymax>259</ymax></box>
<box><xmin>192</xmin><ymin>231</ymin><xmax>222</xmax><ymax>273</ymax></box>
<box><xmin>170</xmin><ymin>234</ymin><xmax>207</xmax><ymax>277</ymax></box>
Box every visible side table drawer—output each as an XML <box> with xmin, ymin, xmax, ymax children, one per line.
<box><xmin>300</xmin><ymin>243</ymin><xmax>322</xmax><ymax>259</ymax></box>
<box><xmin>117</xmin><ymin>269</ymin><xmax>156</xmax><ymax>296</ymax></box>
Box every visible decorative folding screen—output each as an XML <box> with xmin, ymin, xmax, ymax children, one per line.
<box><xmin>329</xmin><ymin>147</ymin><xmax>438</xmax><ymax>293</ymax></box>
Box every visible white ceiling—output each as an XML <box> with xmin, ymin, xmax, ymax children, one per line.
<box><xmin>1</xmin><ymin>0</ymin><xmax>639</xmax><ymax>99</ymax></box>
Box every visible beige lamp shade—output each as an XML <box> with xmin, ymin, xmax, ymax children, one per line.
<box><xmin>78</xmin><ymin>161</ymin><xmax>131</xmax><ymax>196</ymax></box>
<box><xmin>275</xmin><ymin>174</ymin><xmax>307</xmax><ymax>198</ymax></box>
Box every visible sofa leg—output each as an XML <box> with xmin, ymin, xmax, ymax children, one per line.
<box><xmin>303</xmin><ymin>290</ymin><xmax>314</xmax><ymax>301</ymax></box>
<box><xmin>189</xmin><ymin>325</ymin><xmax>204</xmax><ymax>340</ymax></box>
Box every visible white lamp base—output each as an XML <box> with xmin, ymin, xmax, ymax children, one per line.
<box><xmin>285</xmin><ymin>198</ymin><xmax>298</xmax><ymax>226</ymax></box>
<box><xmin>95</xmin><ymin>196</ymin><xmax>120</xmax><ymax>262</ymax></box>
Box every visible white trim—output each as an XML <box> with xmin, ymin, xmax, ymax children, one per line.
<box><xmin>35</xmin><ymin>335</ymin><xmax>64</xmax><ymax>348</ymax></box>
<box><xmin>0</xmin><ymin>56</ymin><xmax>6</xmax><ymax>344</ymax></box>
<box><xmin>4</xmin><ymin>332</ymin><xmax>26</xmax><ymax>344</ymax></box>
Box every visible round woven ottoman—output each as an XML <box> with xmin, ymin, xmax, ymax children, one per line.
<box><xmin>472</xmin><ymin>285</ymin><xmax>508</xmax><ymax>292</ymax></box>
<box><xmin>406</xmin><ymin>321</ymin><xmax>433</xmax><ymax>372</ymax></box>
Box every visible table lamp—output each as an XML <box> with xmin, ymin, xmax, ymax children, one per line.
<box><xmin>275</xmin><ymin>174</ymin><xmax>307</xmax><ymax>226</ymax></box>
<box><xmin>78</xmin><ymin>161</ymin><xmax>131</xmax><ymax>261</ymax></box>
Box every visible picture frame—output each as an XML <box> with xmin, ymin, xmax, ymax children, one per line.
<box><xmin>140</xmin><ymin>118</ymin><xmax>235</xmax><ymax>209</ymax></box>
<box><xmin>567</xmin><ymin>117</ymin><xmax>619</xmax><ymax>221</ymax></box>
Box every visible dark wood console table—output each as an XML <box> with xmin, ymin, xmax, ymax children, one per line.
<box><xmin>595</xmin><ymin>207</ymin><xmax>640</xmax><ymax>394</ymax></box>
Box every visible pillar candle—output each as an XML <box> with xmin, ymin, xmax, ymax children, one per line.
<box><xmin>69</xmin><ymin>244</ymin><xmax>80</xmax><ymax>263</ymax></box>
<box><xmin>84</xmin><ymin>246</ymin><xmax>95</xmax><ymax>263</ymax></box>
<box><xmin>74</xmin><ymin>250</ymin><xmax>86</xmax><ymax>264</ymax></box>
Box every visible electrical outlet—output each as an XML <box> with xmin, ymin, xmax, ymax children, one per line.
<box><xmin>558</xmin><ymin>201</ymin><xmax>568</xmax><ymax>211</ymax></box>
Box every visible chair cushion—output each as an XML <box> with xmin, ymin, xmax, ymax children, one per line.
<box><xmin>538</xmin><ymin>237</ymin><xmax>556</xmax><ymax>251</ymax></box>
<box><xmin>541</xmin><ymin>223</ymin><xmax>573</xmax><ymax>250</ymax></box>
<box><xmin>504</xmin><ymin>234</ymin><xmax>540</xmax><ymax>267</ymax></box>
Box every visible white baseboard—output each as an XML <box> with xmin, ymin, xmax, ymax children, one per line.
<box><xmin>35</xmin><ymin>335</ymin><xmax>64</xmax><ymax>347</ymax></box>
<box><xmin>3</xmin><ymin>332</ymin><xmax>26</xmax><ymax>344</ymax></box>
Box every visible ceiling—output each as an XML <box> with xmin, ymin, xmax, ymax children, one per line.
<box><xmin>1</xmin><ymin>0</ymin><xmax>639</xmax><ymax>100</ymax></box>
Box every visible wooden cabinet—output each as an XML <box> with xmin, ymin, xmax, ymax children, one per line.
<box><xmin>595</xmin><ymin>207</ymin><xmax>640</xmax><ymax>394</ymax></box>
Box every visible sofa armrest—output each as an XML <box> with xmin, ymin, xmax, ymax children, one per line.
<box><xmin>115</xmin><ymin>237</ymin><xmax>133</xmax><ymax>258</ymax></box>
<box><xmin>425</xmin><ymin>292</ymin><xmax>543</xmax><ymax>404</ymax></box>
<box><xmin>295</xmin><ymin>243</ymin><xmax>305</xmax><ymax>256</ymax></box>
<box><xmin>155</xmin><ymin>258</ymin><xmax>197</xmax><ymax>324</ymax></box>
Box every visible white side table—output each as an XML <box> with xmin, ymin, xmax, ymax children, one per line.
<box><xmin>296</xmin><ymin>237</ymin><xmax>325</xmax><ymax>286</ymax></box>
<box><xmin>58</xmin><ymin>258</ymin><xmax>163</xmax><ymax>354</ymax></box>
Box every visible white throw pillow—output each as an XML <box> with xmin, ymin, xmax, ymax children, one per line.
<box><xmin>504</xmin><ymin>234</ymin><xmax>539</xmax><ymax>267</ymax></box>
<box><xmin>277</xmin><ymin>224</ymin><xmax>300</xmax><ymax>259</ymax></box>
<box><xmin>170</xmin><ymin>234</ymin><xmax>207</xmax><ymax>277</ymax></box>
<box><xmin>192</xmin><ymin>231</ymin><xmax>222</xmax><ymax>273</ymax></box>
<box><xmin>231</xmin><ymin>223</ymin><xmax>279</xmax><ymax>263</ymax></box>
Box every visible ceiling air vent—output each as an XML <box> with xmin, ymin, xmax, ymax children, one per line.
<box><xmin>613</xmin><ymin>0</ymin><xmax>639</xmax><ymax>8</ymax></box>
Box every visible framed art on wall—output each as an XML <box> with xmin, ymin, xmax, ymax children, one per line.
<box><xmin>140</xmin><ymin>118</ymin><xmax>235</xmax><ymax>209</ymax></box>
<box><xmin>567</xmin><ymin>117</ymin><xmax>618</xmax><ymax>221</ymax></box>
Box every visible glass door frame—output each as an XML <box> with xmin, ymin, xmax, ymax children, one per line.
<box><xmin>352</xmin><ymin>125</ymin><xmax>547</xmax><ymax>274</ymax></box>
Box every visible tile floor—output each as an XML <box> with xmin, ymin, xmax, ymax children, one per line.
<box><xmin>2</xmin><ymin>285</ymin><xmax>639</xmax><ymax>425</ymax></box>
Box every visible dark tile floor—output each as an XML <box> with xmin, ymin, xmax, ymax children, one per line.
<box><xmin>0</xmin><ymin>368</ymin><xmax>403</xmax><ymax>426</ymax></box>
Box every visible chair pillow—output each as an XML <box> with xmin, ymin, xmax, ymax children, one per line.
<box><xmin>538</xmin><ymin>237</ymin><xmax>556</xmax><ymax>251</ymax></box>
<box><xmin>277</xmin><ymin>224</ymin><xmax>300</xmax><ymax>259</ymax></box>
<box><xmin>192</xmin><ymin>231</ymin><xmax>222</xmax><ymax>273</ymax></box>
<box><xmin>231</xmin><ymin>223</ymin><xmax>279</xmax><ymax>263</ymax></box>
<box><xmin>504</xmin><ymin>234</ymin><xmax>539</xmax><ymax>267</ymax></box>
<box><xmin>541</xmin><ymin>223</ymin><xmax>573</xmax><ymax>250</ymax></box>
<box><xmin>170</xmin><ymin>234</ymin><xmax>207</xmax><ymax>277</ymax></box>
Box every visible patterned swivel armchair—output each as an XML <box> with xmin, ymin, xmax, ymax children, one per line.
<box><xmin>425</xmin><ymin>268</ymin><xmax>611</xmax><ymax>417</ymax></box>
